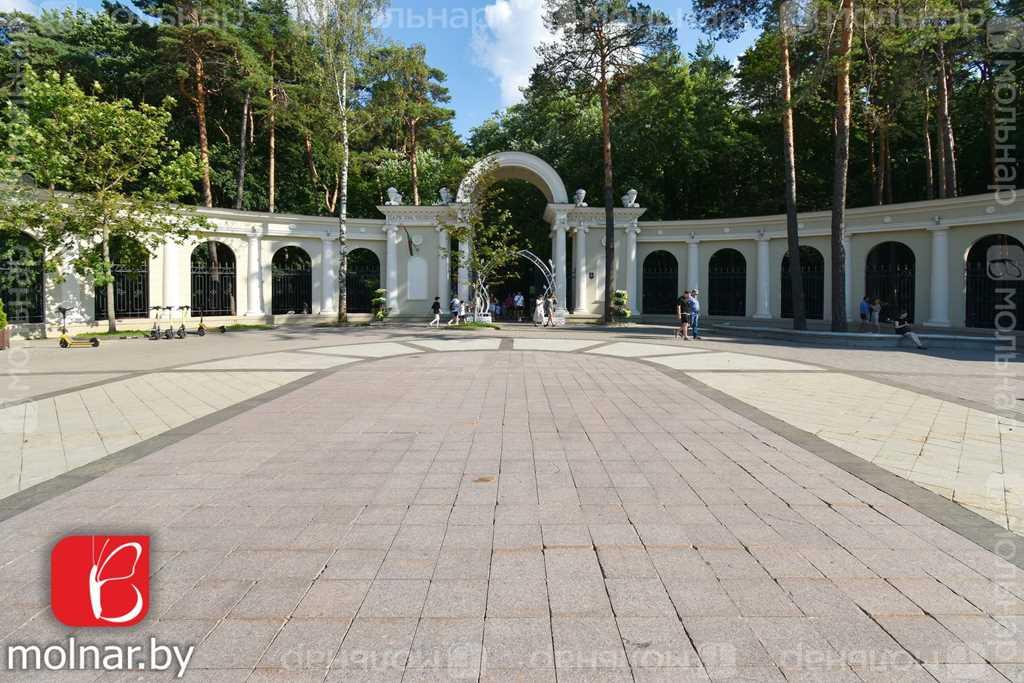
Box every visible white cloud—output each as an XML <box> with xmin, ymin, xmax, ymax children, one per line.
<box><xmin>0</xmin><ymin>0</ymin><xmax>40</xmax><ymax>14</ymax></box>
<box><xmin>472</xmin><ymin>0</ymin><xmax>552</xmax><ymax>107</ymax></box>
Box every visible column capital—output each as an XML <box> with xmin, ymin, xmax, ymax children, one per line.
<box><xmin>756</xmin><ymin>228</ymin><xmax>771</xmax><ymax>242</ymax></box>
<box><xmin>926</xmin><ymin>224</ymin><xmax>951</xmax><ymax>232</ymax></box>
<box><xmin>626</xmin><ymin>225</ymin><xmax>641</xmax><ymax>236</ymax></box>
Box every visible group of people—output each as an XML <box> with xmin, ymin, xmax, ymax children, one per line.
<box><xmin>675</xmin><ymin>289</ymin><xmax>702</xmax><ymax>341</ymax></box>
<box><xmin>428</xmin><ymin>295</ymin><xmax>470</xmax><ymax>327</ymax></box>
<box><xmin>427</xmin><ymin>291</ymin><xmax>561</xmax><ymax>328</ymax></box>
<box><xmin>859</xmin><ymin>296</ymin><xmax>927</xmax><ymax>349</ymax></box>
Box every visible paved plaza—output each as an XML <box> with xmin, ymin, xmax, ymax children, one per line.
<box><xmin>0</xmin><ymin>325</ymin><xmax>1022</xmax><ymax>680</ymax></box>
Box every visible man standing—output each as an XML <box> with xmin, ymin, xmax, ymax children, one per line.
<box><xmin>859</xmin><ymin>296</ymin><xmax>871</xmax><ymax>331</ymax></box>
<box><xmin>689</xmin><ymin>289</ymin><xmax>702</xmax><ymax>340</ymax></box>
<box><xmin>514</xmin><ymin>291</ymin><xmax>525</xmax><ymax>321</ymax></box>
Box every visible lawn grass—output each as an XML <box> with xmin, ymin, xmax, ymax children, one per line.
<box><xmin>312</xmin><ymin>321</ymin><xmax>372</xmax><ymax>328</ymax></box>
<box><xmin>447</xmin><ymin>321</ymin><xmax>501</xmax><ymax>330</ymax></box>
<box><xmin>74</xmin><ymin>329</ymin><xmax>150</xmax><ymax>339</ymax></box>
<box><xmin>222</xmin><ymin>323</ymin><xmax>276</xmax><ymax>332</ymax></box>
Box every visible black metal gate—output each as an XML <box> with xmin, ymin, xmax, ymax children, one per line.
<box><xmin>0</xmin><ymin>234</ymin><xmax>45</xmax><ymax>323</ymax></box>
<box><xmin>642</xmin><ymin>251</ymin><xmax>679</xmax><ymax>314</ymax></box>
<box><xmin>272</xmin><ymin>247</ymin><xmax>312</xmax><ymax>315</ymax></box>
<box><xmin>865</xmin><ymin>242</ymin><xmax>915</xmax><ymax>322</ymax></box>
<box><xmin>965</xmin><ymin>234</ymin><xmax>1024</xmax><ymax>330</ymax></box>
<box><xmin>346</xmin><ymin>248</ymin><xmax>379</xmax><ymax>313</ymax></box>
<box><xmin>95</xmin><ymin>265</ymin><xmax>150</xmax><ymax>320</ymax></box>
<box><xmin>191</xmin><ymin>242</ymin><xmax>237</xmax><ymax>316</ymax></box>
<box><xmin>781</xmin><ymin>247</ymin><xmax>824</xmax><ymax>320</ymax></box>
<box><xmin>708</xmin><ymin>249</ymin><xmax>747</xmax><ymax>317</ymax></box>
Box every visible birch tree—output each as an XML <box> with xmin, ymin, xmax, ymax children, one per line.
<box><xmin>294</xmin><ymin>0</ymin><xmax>387</xmax><ymax>322</ymax></box>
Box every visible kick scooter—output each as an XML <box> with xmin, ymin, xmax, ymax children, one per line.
<box><xmin>57</xmin><ymin>306</ymin><xmax>100</xmax><ymax>348</ymax></box>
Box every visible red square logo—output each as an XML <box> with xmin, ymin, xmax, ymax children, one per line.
<box><xmin>51</xmin><ymin>535</ymin><xmax>149</xmax><ymax>627</ymax></box>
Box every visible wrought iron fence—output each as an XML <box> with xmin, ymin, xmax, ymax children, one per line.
<box><xmin>708</xmin><ymin>252</ymin><xmax>747</xmax><ymax>317</ymax></box>
<box><xmin>95</xmin><ymin>265</ymin><xmax>150</xmax><ymax>320</ymax></box>
<box><xmin>272</xmin><ymin>263</ymin><xmax>312</xmax><ymax>314</ymax></box>
<box><xmin>191</xmin><ymin>264</ymin><xmax>236</xmax><ymax>316</ymax></box>
<box><xmin>865</xmin><ymin>263</ymin><xmax>915</xmax><ymax>323</ymax></box>
<box><xmin>642</xmin><ymin>251</ymin><xmax>679</xmax><ymax>314</ymax></box>
<box><xmin>781</xmin><ymin>252</ymin><xmax>825</xmax><ymax>320</ymax></box>
<box><xmin>966</xmin><ymin>260</ymin><xmax>1024</xmax><ymax>330</ymax></box>
<box><xmin>0</xmin><ymin>261</ymin><xmax>45</xmax><ymax>323</ymax></box>
<box><xmin>346</xmin><ymin>250</ymin><xmax>379</xmax><ymax>313</ymax></box>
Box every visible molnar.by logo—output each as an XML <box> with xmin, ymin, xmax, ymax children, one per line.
<box><xmin>51</xmin><ymin>535</ymin><xmax>149</xmax><ymax>628</ymax></box>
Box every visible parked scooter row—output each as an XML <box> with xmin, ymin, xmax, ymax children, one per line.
<box><xmin>149</xmin><ymin>306</ymin><xmax>210</xmax><ymax>340</ymax></box>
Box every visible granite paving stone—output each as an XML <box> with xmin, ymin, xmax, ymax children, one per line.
<box><xmin>1</xmin><ymin>341</ymin><xmax>1022</xmax><ymax>680</ymax></box>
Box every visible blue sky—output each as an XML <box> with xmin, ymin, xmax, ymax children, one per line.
<box><xmin>2</xmin><ymin>0</ymin><xmax>758</xmax><ymax>139</ymax></box>
<box><xmin>380</xmin><ymin>0</ymin><xmax>758</xmax><ymax>138</ymax></box>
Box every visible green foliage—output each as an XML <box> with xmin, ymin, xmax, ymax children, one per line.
<box><xmin>445</xmin><ymin>168</ymin><xmax>524</xmax><ymax>311</ymax></box>
<box><xmin>611</xmin><ymin>289</ymin><xmax>630</xmax><ymax>319</ymax></box>
<box><xmin>0</xmin><ymin>300</ymin><xmax>7</xmax><ymax>329</ymax></box>
<box><xmin>0</xmin><ymin>68</ymin><xmax>207</xmax><ymax>325</ymax></box>
<box><xmin>371</xmin><ymin>288</ymin><xmax>388</xmax><ymax>321</ymax></box>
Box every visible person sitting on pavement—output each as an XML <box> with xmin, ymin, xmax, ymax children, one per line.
<box><xmin>894</xmin><ymin>313</ymin><xmax>927</xmax><ymax>350</ymax></box>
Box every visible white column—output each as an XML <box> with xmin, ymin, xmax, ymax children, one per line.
<box><xmin>320</xmin><ymin>235</ymin><xmax>336</xmax><ymax>314</ymax></box>
<box><xmin>843</xmin><ymin>236</ymin><xmax>854</xmax><ymax>322</ymax></box>
<box><xmin>687</xmin><ymin>240</ymin><xmax>700</xmax><ymax>291</ymax></box>
<box><xmin>162</xmin><ymin>237</ymin><xmax>179</xmax><ymax>309</ymax></box>
<box><xmin>926</xmin><ymin>226</ymin><xmax>951</xmax><ymax>327</ymax></box>
<box><xmin>457</xmin><ymin>237</ymin><xmax>470</xmax><ymax>302</ymax></box>
<box><xmin>754</xmin><ymin>235</ymin><xmax>772</xmax><ymax>319</ymax></box>
<box><xmin>625</xmin><ymin>223</ymin><xmax>640</xmax><ymax>316</ymax></box>
<box><xmin>436</xmin><ymin>226</ymin><xmax>450</xmax><ymax>302</ymax></box>
<box><xmin>384</xmin><ymin>223</ymin><xmax>400</xmax><ymax>315</ymax></box>
<box><xmin>574</xmin><ymin>225</ymin><xmax>588</xmax><ymax>313</ymax></box>
<box><xmin>553</xmin><ymin>212</ymin><xmax>568</xmax><ymax>314</ymax></box>
<box><xmin>245</xmin><ymin>231</ymin><xmax>263</xmax><ymax>316</ymax></box>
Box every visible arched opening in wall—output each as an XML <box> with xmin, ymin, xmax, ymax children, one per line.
<box><xmin>642</xmin><ymin>251</ymin><xmax>678</xmax><ymax>314</ymax></box>
<box><xmin>271</xmin><ymin>246</ymin><xmax>312</xmax><ymax>315</ymax></box>
<box><xmin>0</xmin><ymin>232</ymin><xmax>45</xmax><ymax>323</ymax></box>
<box><xmin>781</xmin><ymin>246</ymin><xmax>825</xmax><ymax>320</ymax></box>
<box><xmin>95</xmin><ymin>236</ymin><xmax>150</xmax><ymax>320</ymax></box>
<box><xmin>708</xmin><ymin>248</ymin><xmax>747</xmax><ymax>317</ymax></box>
<box><xmin>865</xmin><ymin>241</ymin><xmax>916</xmax><ymax>322</ymax></box>
<box><xmin>191</xmin><ymin>241</ymin><xmax>237</xmax><ymax>316</ymax></box>
<box><xmin>347</xmin><ymin>248</ymin><xmax>380</xmax><ymax>314</ymax></box>
<box><xmin>481</xmin><ymin>179</ymin><xmax>555</xmax><ymax>311</ymax></box>
<box><xmin>965</xmin><ymin>234</ymin><xmax>1024</xmax><ymax>330</ymax></box>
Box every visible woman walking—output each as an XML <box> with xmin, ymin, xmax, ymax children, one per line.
<box><xmin>676</xmin><ymin>291</ymin><xmax>692</xmax><ymax>340</ymax></box>
<box><xmin>533</xmin><ymin>295</ymin><xmax>545</xmax><ymax>326</ymax></box>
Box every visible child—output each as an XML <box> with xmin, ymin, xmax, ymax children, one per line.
<box><xmin>429</xmin><ymin>297</ymin><xmax>441</xmax><ymax>327</ymax></box>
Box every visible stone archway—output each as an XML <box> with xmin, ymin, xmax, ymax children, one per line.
<box><xmin>456</xmin><ymin>151</ymin><xmax>569</xmax><ymax>205</ymax></box>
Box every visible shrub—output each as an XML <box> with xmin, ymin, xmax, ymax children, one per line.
<box><xmin>372</xmin><ymin>289</ymin><xmax>389</xmax><ymax>322</ymax></box>
<box><xmin>0</xmin><ymin>300</ymin><xmax>7</xmax><ymax>330</ymax></box>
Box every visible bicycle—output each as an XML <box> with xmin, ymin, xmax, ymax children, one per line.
<box><xmin>56</xmin><ymin>306</ymin><xmax>99</xmax><ymax>349</ymax></box>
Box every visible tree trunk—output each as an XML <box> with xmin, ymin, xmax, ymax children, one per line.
<box><xmin>869</xmin><ymin>127</ymin><xmax>879</xmax><ymax>205</ymax></box>
<box><xmin>877</xmin><ymin>123</ymin><xmax>889</xmax><ymax>205</ymax></box>
<box><xmin>982</xmin><ymin>60</ymin><xmax>997</xmax><ymax>187</ymax></box>
<box><xmin>599</xmin><ymin>65</ymin><xmax>616</xmax><ymax>323</ymax></box>
<box><xmin>936</xmin><ymin>42</ymin><xmax>957</xmax><ymax>198</ymax></box>
<box><xmin>780</xmin><ymin>24</ymin><xmax>806</xmax><ymax>330</ymax></box>
<box><xmin>268</xmin><ymin>79</ymin><xmax>277</xmax><ymax>213</ymax></box>
<box><xmin>935</xmin><ymin>85</ymin><xmax>948</xmax><ymax>199</ymax></box>
<box><xmin>336</xmin><ymin>65</ymin><xmax>349</xmax><ymax>322</ymax></box>
<box><xmin>830</xmin><ymin>0</ymin><xmax>854</xmax><ymax>332</ymax></box>
<box><xmin>924</xmin><ymin>102</ymin><xmax>935</xmax><ymax>199</ymax></box>
<box><xmin>102</xmin><ymin>227</ymin><xmax>116</xmax><ymax>334</ymax></box>
<box><xmin>884</xmin><ymin>139</ymin><xmax>893</xmax><ymax>204</ymax></box>
<box><xmin>409</xmin><ymin>119</ymin><xmax>420</xmax><ymax>206</ymax></box>
<box><xmin>235</xmin><ymin>91</ymin><xmax>250</xmax><ymax>210</ymax></box>
<box><xmin>194</xmin><ymin>53</ymin><xmax>213</xmax><ymax>208</ymax></box>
